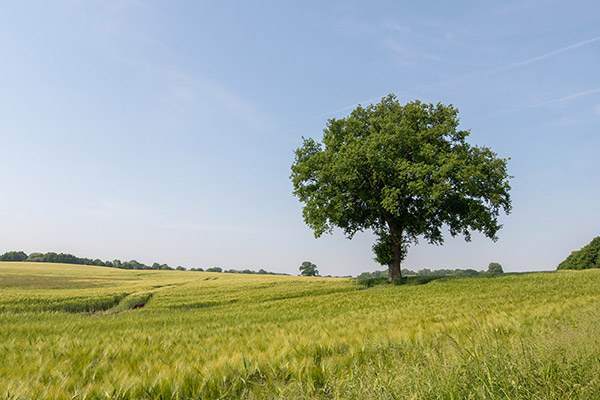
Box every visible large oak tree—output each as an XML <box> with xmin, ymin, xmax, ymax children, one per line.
<box><xmin>290</xmin><ymin>95</ymin><xmax>512</xmax><ymax>281</ymax></box>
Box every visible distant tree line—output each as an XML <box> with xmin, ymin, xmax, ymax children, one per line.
<box><xmin>357</xmin><ymin>262</ymin><xmax>504</xmax><ymax>280</ymax></box>
<box><xmin>0</xmin><ymin>250</ymin><xmax>176</xmax><ymax>270</ymax></box>
<box><xmin>0</xmin><ymin>250</ymin><xmax>285</xmax><ymax>275</ymax></box>
<box><xmin>219</xmin><ymin>268</ymin><xmax>288</xmax><ymax>276</ymax></box>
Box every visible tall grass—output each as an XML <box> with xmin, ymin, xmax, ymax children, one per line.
<box><xmin>1</xmin><ymin>262</ymin><xmax>600</xmax><ymax>398</ymax></box>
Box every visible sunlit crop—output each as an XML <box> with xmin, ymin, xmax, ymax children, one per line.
<box><xmin>1</xmin><ymin>262</ymin><xmax>600</xmax><ymax>399</ymax></box>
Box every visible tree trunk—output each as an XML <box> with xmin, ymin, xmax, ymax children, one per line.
<box><xmin>387</xmin><ymin>221</ymin><xmax>403</xmax><ymax>282</ymax></box>
<box><xmin>388</xmin><ymin>257</ymin><xmax>402</xmax><ymax>281</ymax></box>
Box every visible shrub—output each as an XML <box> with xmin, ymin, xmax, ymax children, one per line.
<box><xmin>557</xmin><ymin>237</ymin><xmax>600</xmax><ymax>270</ymax></box>
<box><xmin>0</xmin><ymin>251</ymin><xmax>28</xmax><ymax>261</ymax></box>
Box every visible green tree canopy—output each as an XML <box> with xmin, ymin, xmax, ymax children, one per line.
<box><xmin>0</xmin><ymin>251</ymin><xmax>28</xmax><ymax>262</ymax></box>
<box><xmin>299</xmin><ymin>261</ymin><xmax>319</xmax><ymax>277</ymax></box>
<box><xmin>487</xmin><ymin>262</ymin><xmax>504</xmax><ymax>274</ymax></box>
<box><xmin>291</xmin><ymin>95</ymin><xmax>512</xmax><ymax>281</ymax></box>
<box><xmin>557</xmin><ymin>237</ymin><xmax>600</xmax><ymax>270</ymax></box>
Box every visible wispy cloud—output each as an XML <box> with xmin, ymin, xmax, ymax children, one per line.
<box><xmin>76</xmin><ymin>0</ymin><xmax>270</xmax><ymax>132</ymax></box>
<box><xmin>383</xmin><ymin>20</ymin><xmax>445</xmax><ymax>64</ymax></box>
<box><xmin>493</xmin><ymin>0</ymin><xmax>563</xmax><ymax>16</ymax></box>
<box><xmin>155</xmin><ymin>67</ymin><xmax>271</xmax><ymax>131</ymax></box>
<box><xmin>85</xmin><ymin>200</ymin><xmax>144</xmax><ymax>220</ymax></box>
<box><xmin>472</xmin><ymin>88</ymin><xmax>600</xmax><ymax>120</ymax></box>
<box><xmin>533</xmin><ymin>88</ymin><xmax>600</xmax><ymax>107</ymax></box>
<box><xmin>489</xmin><ymin>35</ymin><xmax>600</xmax><ymax>74</ymax></box>
<box><xmin>164</xmin><ymin>222</ymin><xmax>269</xmax><ymax>235</ymax></box>
<box><xmin>316</xmin><ymin>35</ymin><xmax>600</xmax><ymax>119</ymax></box>
<box><xmin>312</xmin><ymin>96</ymin><xmax>384</xmax><ymax>119</ymax></box>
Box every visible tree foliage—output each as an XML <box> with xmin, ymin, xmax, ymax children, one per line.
<box><xmin>487</xmin><ymin>262</ymin><xmax>504</xmax><ymax>274</ymax></box>
<box><xmin>557</xmin><ymin>237</ymin><xmax>600</xmax><ymax>270</ymax></box>
<box><xmin>299</xmin><ymin>261</ymin><xmax>319</xmax><ymax>277</ymax></box>
<box><xmin>0</xmin><ymin>251</ymin><xmax>28</xmax><ymax>262</ymax></box>
<box><xmin>291</xmin><ymin>95</ymin><xmax>512</xmax><ymax>280</ymax></box>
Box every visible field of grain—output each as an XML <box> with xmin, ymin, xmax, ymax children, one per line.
<box><xmin>1</xmin><ymin>262</ymin><xmax>600</xmax><ymax>399</ymax></box>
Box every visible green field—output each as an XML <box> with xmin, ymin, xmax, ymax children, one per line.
<box><xmin>1</xmin><ymin>262</ymin><xmax>600</xmax><ymax>399</ymax></box>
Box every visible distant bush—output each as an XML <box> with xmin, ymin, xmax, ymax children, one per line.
<box><xmin>402</xmin><ymin>276</ymin><xmax>444</xmax><ymax>285</ymax></box>
<box><xmin>221</xmin><ymin>268</ymin><xmax>288</xmax><ymax>275</ymax></box>
<box><xmin>26</xmin><ymin>252</ymin><xmax>44</xmax><ymax>262</ymax></box>
<box><xmin>357</xmin><ymin>270</ymin><xmax>388</xmax><ymax>280</ymax></box>
<box><xmin>356</xmin><ymin>274</ymin><xmax>446</xmax><ymax>288</ymax></box>
<box><xmin>152</xmin><ymin>262</ymin><xmax>173</xmax><ymax>270</ymax></box>
<box><xmin>356</xmin><ymin>276</ymin><xmax>388</xmax><ymax>288</ymax></box>
<box><xmin>0</xmin><ymin>251</ymin><xmax>28</xmax><ymax>261</ymax></box>
<box><xmin>356</xmin><ymin>265</ymin><xmax>503</xmax><ymax>284</ymax></box>
<box><xmin>557</xmin><ymin>237</ymin><xmax>600</xmax><ymax>270</ymax></box>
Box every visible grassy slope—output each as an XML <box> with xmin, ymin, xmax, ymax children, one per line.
<box><xmin>1</xmin><ymin>262</ymin><xmax>600</xmax><ymax>399</ymax></box>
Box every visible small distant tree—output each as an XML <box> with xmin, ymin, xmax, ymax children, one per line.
<box><xmin>299</xmin><ymin>261</ymin><xmax>319</xmax><ymax>276</ymax></box>
<box><xmin>176</xmin><ymin>266</ymin><xmax>185</xmax><ymax>271</ymax></box>
<box><xmin>487</xmin><ymin>262</ymin><xmax>504</xmax><ymax>274</ymax></box>
<box><xmin>206</xmin><ymin>267</ymin><xmax>223</xmax><ymax>273</ymax></box>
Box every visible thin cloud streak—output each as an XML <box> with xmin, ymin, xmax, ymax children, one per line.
<box><xmin>315</xmin><ymin>35</ymin><xmax>600</xmax><ymax>119</ymax></box>
<box><xmin>533</xmin><ymin>88</ymin><xmax>600</xmax><ymax>107</ymax></box>
<box><xmin>473</xmin><ymin>88</ymin><xmax>600</xmax><ymax>120</ymax></box>
<box><xmin>491</xmin><ymin>35</ymin><xmax>600</xmax><ymax>73</ymax></box>
<box><xmin>165</xmin><ymin>222</ymin><xmax>270</xmax><ymax>235</ymax></box>
<box><xmin>312</xmin><ymin>96</ymin><xmax>383</xmax><ymax>119</ymax></box>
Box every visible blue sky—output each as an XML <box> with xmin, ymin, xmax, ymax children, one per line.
<box><xmin>1</xmin><ymin>1</ymin><xmax>598</xmax><ymax>275</ymax></box>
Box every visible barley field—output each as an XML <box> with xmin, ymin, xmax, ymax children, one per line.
<box><xmin>1</xmin><ymin>262</ymin><xmax>600</xmax><ymax>399</ymax></box>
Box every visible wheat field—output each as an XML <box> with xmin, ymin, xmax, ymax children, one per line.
<box><xmin>1</xmin><ymin>262</ymin><xmax>600</xmax><ymax>399</ymax></box>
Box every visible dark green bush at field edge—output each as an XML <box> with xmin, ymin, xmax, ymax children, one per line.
<box><xmin>357</xmin><ymin>265</ymin><xmax>503</xmax><ymax>284</ymax></box>
<box><xmin>557</xmin><ymin>237</ymin><xmax>600</xmax><ymax>270</ymax></box>
<box><xmin>0</xmin><ymin>251</ymin><xmax>27</xmax><ymax>261</ymax></box>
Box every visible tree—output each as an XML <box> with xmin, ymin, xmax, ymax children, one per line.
<box><xmin>299</xmin><ymin>261</ymin><xmax>319</xmax><ymax>276</ymax></box>
<box><xmin>291</xmin><ymin>95</ymin><xmax>512</xmax><ymax>281</ymax></box>
<box><xmin>0</xmin><ymin>251</ymin><xmax>28</xmax><ymax>261</ymax></box>
<box><xmin>557</xmin><ymin>237</ymin><xmax>600</xmax><ymax>270</ymax></box>
<box><xmin>123</xmin><ymin>260</ymin><xmax>145</xmax><ymax>269</ymax></box>
<box><xmin>487</xmin><ymin>262</ymin><xmax>504</xmax><ymax>274</ymax></box>
<box><xmin>27</xmin><ymin>252</ymin><xmax>44</xmax><ymax>262</ymax></box>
